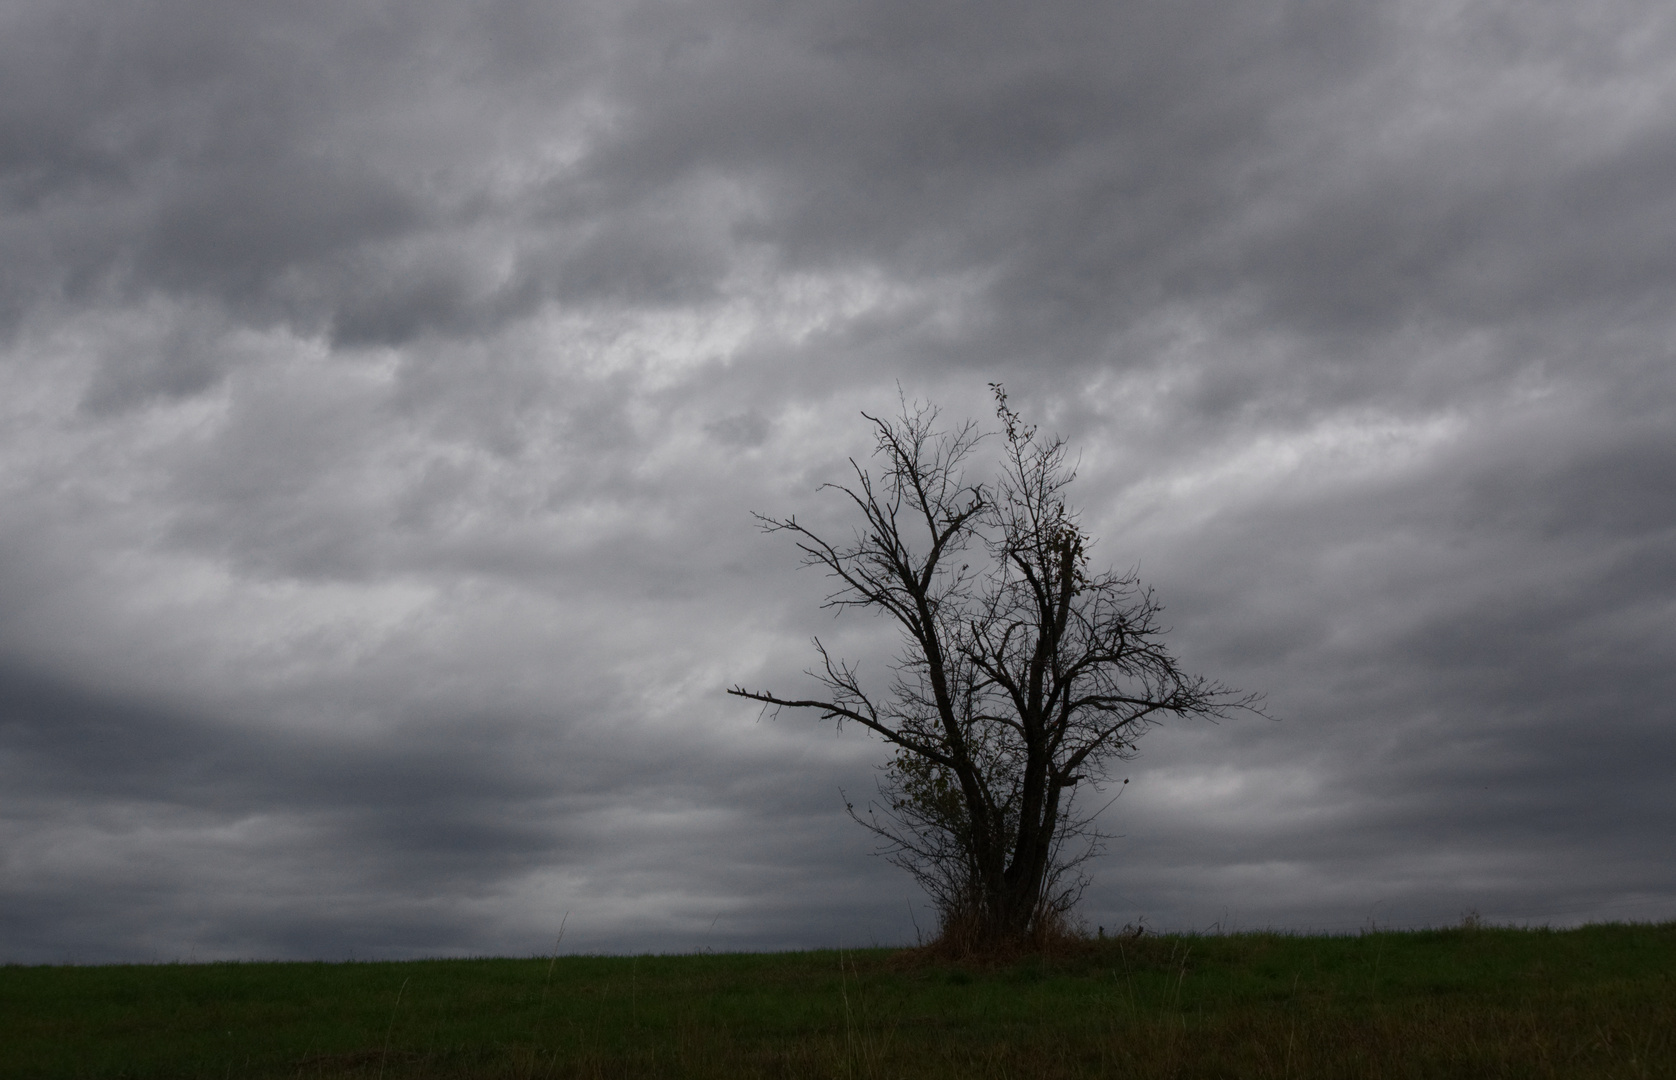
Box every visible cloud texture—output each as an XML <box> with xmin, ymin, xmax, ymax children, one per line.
<box><xmin>2</xmin><ymin>0</ymin><xmax>1674</xmax><ymax>961</ymax></box>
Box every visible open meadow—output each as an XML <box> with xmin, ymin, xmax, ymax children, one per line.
<box><xmin>4</xmin><ymin>922</ymin><xmax>1673</xmax><ymax>1079</ymax></box>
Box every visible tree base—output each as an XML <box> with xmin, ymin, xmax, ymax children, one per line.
<box><xmin>903</xmin><ymin>904</ymin><xmax>1095</xmax><ymax>964</ymax></box>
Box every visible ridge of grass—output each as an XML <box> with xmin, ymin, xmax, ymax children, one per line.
<box><xmin>4</xmin><ymin>922</ymin><xmax>1674</xmax><ymax>1078</ymax></box>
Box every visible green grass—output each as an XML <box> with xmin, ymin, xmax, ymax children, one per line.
<box><xmin>4</xmin><ymin>923</ymin><xmax>1674</xmax><ymax>1078</ymax></box>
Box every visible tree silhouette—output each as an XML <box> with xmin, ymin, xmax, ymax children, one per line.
<box><xmin>731</xmin><ymin>387</ymin><xmax>1257</xmax><ymax>949</ymax></box>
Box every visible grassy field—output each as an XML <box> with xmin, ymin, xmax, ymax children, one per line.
<box><xmin>4</xmin><ymin>923</ymin><xmax>1674</xmax><ymax>1078</ymax></box>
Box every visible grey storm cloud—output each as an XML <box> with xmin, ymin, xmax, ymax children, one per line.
<box><xmin>1</xmin><ymin>0</ymin><xmax>1674</xmax><ymax>962</ymax></box>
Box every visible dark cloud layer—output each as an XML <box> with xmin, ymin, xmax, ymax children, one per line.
<box><xmin>2</xmin><ymin>0</ymin><xmax>1673</xmax><ymax>961</ymax></box>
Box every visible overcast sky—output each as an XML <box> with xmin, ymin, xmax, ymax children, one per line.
<box><xmin>3</xmin><ymin>0</ymin><xmax>1674</xmax><ymax>963</ymax></box>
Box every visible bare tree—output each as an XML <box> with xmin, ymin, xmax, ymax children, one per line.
<box><xmin>730</xmin><ymin>388</ymin><xmax>1255</xmax><ymax>948</ymax></box>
